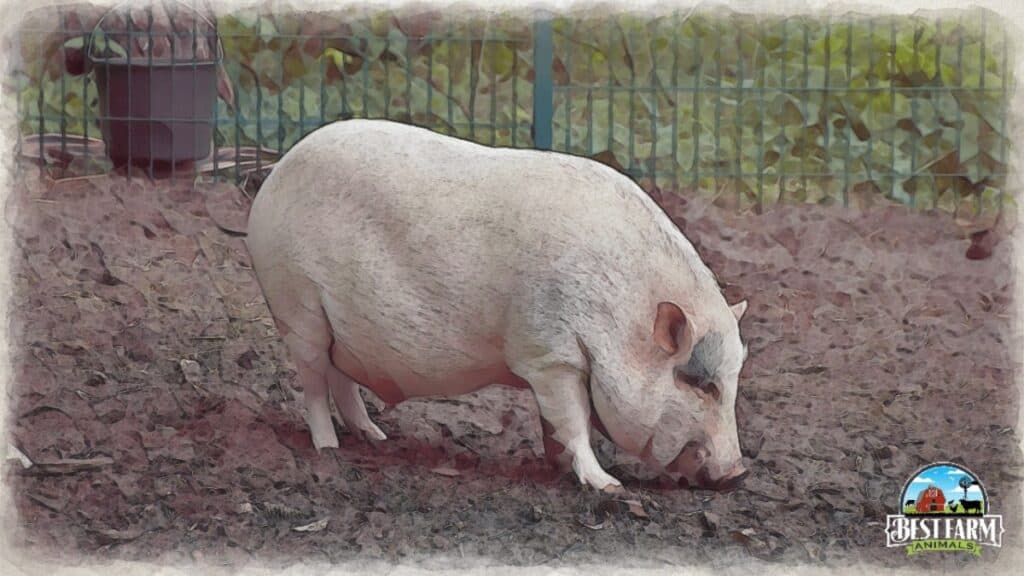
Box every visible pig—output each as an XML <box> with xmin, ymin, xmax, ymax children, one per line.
<box><xmin>246</xmin><ymin>119</ymin><xmax>750</xmax><ymax>492</ymax></box>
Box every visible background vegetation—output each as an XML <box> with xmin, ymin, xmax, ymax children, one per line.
<box><xmin>11</xmin><ymin>5</ymin><xmax>1014</xmax><ymax>213</ymax></box>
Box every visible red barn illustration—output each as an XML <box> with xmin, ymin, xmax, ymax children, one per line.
<box><xmin>915</xmin><ymin>486</ymin><xmax>946</xmax><ymax>513</ymax></box>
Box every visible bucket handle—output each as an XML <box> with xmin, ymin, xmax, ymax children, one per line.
<box><xmin>86</xmin><ymin>1</ymin><xmax>224</xmax><ymax>64</ymax></box>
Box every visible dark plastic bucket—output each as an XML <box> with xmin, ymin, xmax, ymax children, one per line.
<box><xmin>92</xmin><ymin>60</ymin><xmax>217</xmax><ymax>169</ymax></box>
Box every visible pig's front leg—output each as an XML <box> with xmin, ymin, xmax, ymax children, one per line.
<box><xmin>515</xmin><ymin>362</ymin><xmax>622</xmax><ymax>492</ymax></box>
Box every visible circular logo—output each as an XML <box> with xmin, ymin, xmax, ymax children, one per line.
<box><xmin>899</xmin><ymin>462</ymin><xmax>987</xmax><ymax>516</ymax></box>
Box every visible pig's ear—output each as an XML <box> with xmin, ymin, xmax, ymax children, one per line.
<box><xmin>730</xmin><ymin>300</ymin><xmax>748</xmax><ymax>321</ymax></box>
<box><xmin>653</xmin><ymin>302</ymin><xmax>689</xmax><ymax>355</ymax></box>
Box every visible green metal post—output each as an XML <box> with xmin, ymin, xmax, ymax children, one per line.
<box><xmin>533</xmin><ymin>17</ymin><xmax>553</xmax><ymax>150</ymax></box>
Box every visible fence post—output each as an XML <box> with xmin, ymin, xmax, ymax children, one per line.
<box><xmin>532</xmin><ymin>16</ymin><xmax>554</xmax><ymax>150</ymax></box>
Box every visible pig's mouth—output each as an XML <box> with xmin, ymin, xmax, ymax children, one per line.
<box><xmin>667</xmin><ymin>441</ymin><xmax>748</xmax><ymax>492</ymax></box>
<box><xmin>584</xmin><ymin>380</ymin><xmax>748</xmax><ymax>492</ymax></box>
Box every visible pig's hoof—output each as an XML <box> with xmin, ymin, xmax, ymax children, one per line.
<box><xmin>311</xmin><ymin>429</ymin><xmax>340</xmax><ymax>451</ymax></box>
<box><xmin>588</xmin><ymin>477</ymin><xmax>623</xmax><ymax>492</ymax></box>
<box><xmin>601</xmin><ymin>483</ymin><xmax>627</xmax><ymax>495</ymax></box>
<box><xmin>356</xmin><ymin>422</ymin><xmax>387</xmax><ymax>442</ymax></box>
<box><xmin>576</xmin><ymin>466</ymin><xmax>622</xmax><ymax>492</ymax></box>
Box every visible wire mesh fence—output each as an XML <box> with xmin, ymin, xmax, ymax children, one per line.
<box><xmin>10</xmin><ymin>2</ymin><xmax>1015</xmax><ymax>214</ymax></box>
<box><xmin>547</xmin><ymin>12</ymin><xmax>1013</xmax><ymax>214</ymax></box>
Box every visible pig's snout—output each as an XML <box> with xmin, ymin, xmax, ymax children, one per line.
<box><xmin>669</xmin><ymin>442</ymin><xmax>747</xmax><ymax>491</ymax></box>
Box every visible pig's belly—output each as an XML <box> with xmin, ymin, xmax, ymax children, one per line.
<box><xmin>319</xmin><ymin>290</ymin><xmax>529</xmax><ymax>404</ymax></box>
<box><xmin>327</xmin><ymin>336</ymin><xmax>530</xmax><ymax>404</ymax></box>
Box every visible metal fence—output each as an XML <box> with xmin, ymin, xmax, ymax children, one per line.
<box><xmin>13</xmin><ymin>4</ymin><xmax>1014</xmax><ymax>214</ymax></box>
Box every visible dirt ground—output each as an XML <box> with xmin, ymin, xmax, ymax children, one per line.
<box><xmin>4</xmin><ymin>167</ymin><xmax>1022</xmax><ymax>571</ymax></box>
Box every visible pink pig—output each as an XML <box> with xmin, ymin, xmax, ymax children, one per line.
<box><xmin>246</xmin><ymin>120</ymin><xmax>750</xmax><ymax>491</ymax></box>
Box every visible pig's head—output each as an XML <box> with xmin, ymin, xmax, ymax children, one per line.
<box><xmin>589</xmin><ymin>297</ymin><xmax>749</xmax><ymax>491</ymax></box>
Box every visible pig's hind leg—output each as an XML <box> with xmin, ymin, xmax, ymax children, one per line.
<box><xmin>327</xmin><ymin>368</ymin><xmax>387</xmax><ymax>442</ymax></box>
<box><xmin>264</xmin><ymin>284</ymin><xmax>339</xmax><ymax>451</ymax></box>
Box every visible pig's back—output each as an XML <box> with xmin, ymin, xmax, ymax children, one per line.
<box><xmin>250</xmin><ymin>119</ymin><xmax>697</xmax><ymax>277</ymax></box>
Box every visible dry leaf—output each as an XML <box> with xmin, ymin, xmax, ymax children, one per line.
<box><xmin>577</xmin><ymin>514</ymin><xmax>608</xmax><ymax>531</ymax></box>
<box><xmin>28</xmin><ymin>456</ymin><xmax>114</xmax><ymax>475</ymax></box>
<box><xmin>530</xmin><ymin>505</ymin><xmax>544</xmax><ymax>522</ymax></box>
<box><xmin>203</xmin><ymin>184</ymin><xmax>251</xmax><ymax>235</ymax></box>
<box><xmin>804</xmin><ymin>541</ymin><xmax>825</xmax><ymax>562</ymax></box>
<box><xmin>597</xmin><ymin>498</ymin><xmax>649</xmax><ymax>520</ymax></box>
<box><xmin>293</xmin><ymin>518</ymin><xmax>329</xmax><ymax>533</ymax></box>
<box><xmin>6</xmin><ymin>444</ymin><xmax>33</xmax><ymax>469</ymax></box>
<box><xmin>589</xmin><ymin>150</ymin><xmax>624</xmax><ymax>172</ymax></box>
<box><xmin>27</xmin><ymin>491</ymin><xmax>65</xmax><ymax>512</ymax></box>
<box><xmin>700</xmin><ymin>511</ymin><xmax>720</xmax><ymax>532</ymax></box>
<box><xmin>620</xmin><ymin>499</ymin><xmax>648</xmax><ymax>519</ymax></box>
<box><xmin>731</xmin><ymin>528</ymin><xmax>774</xmax><ymax>558</ymax></box>
<box><xmin>91</xmin><ymin>527</ymin><xmax>143</xmax><ymax>543</ymax></box>
<box><xmin>179</xmin><ymin>359</ymin><xmax>202</xmax><ymax>384</ymax></box>
<box><xmin>430</xmin><ymin>466</ymin><xmax>461</xmax><ymax>477</ymax></box>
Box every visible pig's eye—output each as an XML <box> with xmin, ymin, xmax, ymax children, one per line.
<box><xmin>675</xmin><ymin>369</ymin><xmax>720</xmax><ymax>401</ymax></box>
<box><xmin>701</xmin><ymin>381</ymin><xmax>721</xmax><ymax>401</ymax></box>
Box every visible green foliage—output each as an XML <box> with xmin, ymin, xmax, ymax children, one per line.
<box><xmin>214</xmin><ymin>10</ymin><xmax>535</xmax><ymax>149</ymax></box>
<box><xmin>552</xmin><ymin>10</ymin><xmax>1013</xmax><ymax>211</ymax></box>
<box><xmin>15</xmin><ymin>7</ymin><xmax>1013</xmax><ymax>212</ymax></box>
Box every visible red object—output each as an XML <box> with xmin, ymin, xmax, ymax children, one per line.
<box><xmin>916</xmin><ymin>486</ymin><xmax>946</xmax><ymax>513</ymax></box>
<box><xmin>966</xmin><ymin>230</ymin><xmax>996</xmax><ymax>260</ymax></box>
<box><xmin>64</xmin><ymin>47</ymin><xmax>88</xmax><ymax>75</ymax></box>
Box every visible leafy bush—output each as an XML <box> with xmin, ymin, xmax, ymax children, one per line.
<box><xmin>12</xmin><ymin>6</ymin><xmax>1013</xmax><ymax>212</ymax></box>
<box><xmin>552</xmin><ymin>11</ymin><xmax>1013</xmax><ymax>212</ymax></box>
